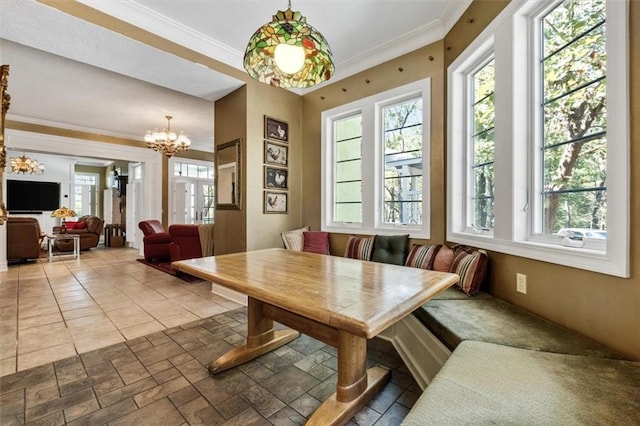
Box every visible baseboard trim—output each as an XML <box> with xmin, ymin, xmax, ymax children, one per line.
<box><xmin>379</xmin><ymin>315</ymin><xmax>451</xmax><ymax>390</ymax></box>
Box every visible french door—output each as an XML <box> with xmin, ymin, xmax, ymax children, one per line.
<box><xmin>172</xmin><ymin>180</ymin><xmax>215</xmax><ymax>224</ymax></box>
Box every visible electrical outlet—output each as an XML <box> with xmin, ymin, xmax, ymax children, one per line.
<box><xmin>516</xmin><ymin>273</ymin><xmax>527</xmax><ymax>294</ymax></box>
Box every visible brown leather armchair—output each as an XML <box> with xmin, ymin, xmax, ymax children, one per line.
<box><xmin>7</xmin><ymin>217</ymin><xmax>45</xmax><ymax>262</ymax></box>
<box><xmin>55</xmin><ymin>215</ymin><xmax>105</xmax><ymax>251</ymax></box>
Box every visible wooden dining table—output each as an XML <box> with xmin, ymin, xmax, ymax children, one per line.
<box><xmin>172</xmin><ymin>248</ymin><xmax>459</xmax><ymax>425</ymax></box>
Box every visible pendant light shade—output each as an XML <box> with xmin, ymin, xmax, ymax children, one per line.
<box><xmin>244</xmin><ymin>3</ymin><xmax>334</xmax><ymax>88</ymax></box>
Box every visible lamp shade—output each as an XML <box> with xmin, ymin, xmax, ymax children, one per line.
<box><xmin>51</xmin><ymin>207</ymin><xmax>77</xmax><ymax>219</ymax></box>
<box><xmin>244</xmin><ymin>6</ymin><xmax>334</xmax><ymax>88</ymax></box>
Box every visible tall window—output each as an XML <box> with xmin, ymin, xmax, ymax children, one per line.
<box><xmin>323</xmin><ymin>79</ymin><xmax>430</xmax><ymax>237</ymax></box>
<box><xmin>334</xmin><ymin>114</ymin><xmax>362</xmax><ymax>223</ymax></box>
<box><xmin>470</xmin><ymin>59</ymin><xmax>495</xmax><ymax>231</ymax></box>
<box><xmin>448</xmin><ymin>0</ymin><xmax>628</xmax><ymax>276</ymax></box>
<box><xmin>538</xmin><ymin>0</ymin><xmax>607</xmax><ymax>236</ymax></box>
<box><xmin>383</xmin><ymin>98</ymin><xmax>423</xmax><ymax>225</ymax></box>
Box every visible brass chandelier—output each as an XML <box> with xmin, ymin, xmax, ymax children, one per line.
<box><xmin>9</xmin><ymin>153</ymin><xmax>45</xmax><ymax>175</ymax></box>
<box><xmin>144</xmin><ymin>115</ymin><xmax>191</xmax><ymax>158</ymax></box>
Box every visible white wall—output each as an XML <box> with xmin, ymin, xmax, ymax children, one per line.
<box><xmin>1</xmin><ymin>130</ymin><xmax>163</xmax><ymax>271</ymax></box>
<box><xmin>5</xmin><ymin>149</ymin><xmax>76</xmax><ymax>232</ymax></box>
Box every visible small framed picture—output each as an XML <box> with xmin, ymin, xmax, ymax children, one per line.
<box><xmin>264</xmin><ymin>141</ymin><xmax>288</xmax><ymax>166</ymax></box>
<box><xmin>264</xmin><ymin>191</ymin><xmax>288</xmax><ymax>214</ymax></box>
<box><xmin>265</xmin><ymin>166</ymin><xmax>288</xmax><ymax>189</ymax></box>
<box><xmin>264</xmin><ymin>116</ymin><xmax>288</xmax><ymax>143</ymax></box>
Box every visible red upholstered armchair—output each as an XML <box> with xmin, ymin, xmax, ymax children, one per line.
<box><xmin>168</xmin><ymin>224</ymin><xmax>202</xmax><ymax>262</ymax></box>
<box><xmin>138</xmin><ymin>220</ymin><xmax>171</xmax><ymax>262</ymax></box>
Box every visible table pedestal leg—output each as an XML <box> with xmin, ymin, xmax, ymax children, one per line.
<box><xmin>208</xmin><ymin>297</ymin><xmax>299</xmax><ymax>374</ymax></box>
<box><xmin>307</xmin><ymin>331</ymin><xmax>391</xmax><ymax>425</ymax></box>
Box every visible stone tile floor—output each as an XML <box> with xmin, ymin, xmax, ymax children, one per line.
<box><xmin>0</xmin><ymin>308</ymin><xmax>418</xmax><ymax>425</ymax></box>
<box><xmin>0</xmin><ymin>247</ymin><xmax>243</xmax><ymax>376</ymax></box>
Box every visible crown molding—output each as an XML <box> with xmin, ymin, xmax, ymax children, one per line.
<box><xmin>440</xmin><ymin>0</ymin><xmax>474</xmax><ymax>33</ymax></box>
<box><xmin>76</xmin><ymin>0</ymin><xmax>244</xmax><ymax>70</ymax></box>
<box><xmin>77</xmin><ymin>0</ymin><xmax>473</xmax><ymax>96</ymax></box>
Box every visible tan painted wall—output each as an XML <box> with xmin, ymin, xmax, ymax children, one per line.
<box><xmin>301</xmin><ymin>40</ymin><xmax>446</xmax><ymax>244</ymax></box>
<box><xmin>301</xmin><ymin>0</ymin><xmax>640</xmax><ymax>359</ymax></box>
<box><xmin>245</xmin><ymin>81</ymin><xmax>303</xmax><ymax>251</ymax></box>
<box><xmin>214</xmin><ymin>86</ymin><xmax>247</xmax><ymax>255</ymax></box>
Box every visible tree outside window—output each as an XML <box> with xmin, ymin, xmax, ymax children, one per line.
<box><xmin>383</xmin><ymin>98</ymin><xmax>423</xmax><ymax>225</ymax></box>
<box><xmin>540</xmin><ymin>0</ymin><xmax>607</xmax><ymax>236</ymax></box>
<box><xmin>471</xmin><ymin>59</ymin><xmax>495</xmax><ymax>230</ymax></box>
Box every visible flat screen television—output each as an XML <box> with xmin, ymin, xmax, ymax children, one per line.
<box><xmin>7</xmin><ymin>180</ymin><xmax>61</xmax><ymax>213</ymax></box>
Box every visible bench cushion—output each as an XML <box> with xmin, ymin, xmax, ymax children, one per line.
<box><xmin>414</xmin><ymin>291</ymin><xmax>625</xmax><ymax>359</ymax></box>
<box><xmin>401</xmin><ymin>341</ymin><xmax>640</xmax><ymax>425</ymax></box>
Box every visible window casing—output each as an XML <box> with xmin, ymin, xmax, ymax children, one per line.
<box><xmin>322</xmin><ymin>79</ymin><xmax>431</xmax><ymax>238</ymax></box>
<box><xmin>448</xmin><ymin>0</ymin><xmax>629</xmax><ymax>277</ymax></box>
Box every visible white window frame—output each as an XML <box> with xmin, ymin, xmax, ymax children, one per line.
<box><xmin>447</xmin><ymin>0</ymin><xmax>629</xmax><ymax>277</ymax></box>
<box><xmin>322</xmin><ymin>79</ymin><xmax>431</xmax><ymax>238</ymax></box>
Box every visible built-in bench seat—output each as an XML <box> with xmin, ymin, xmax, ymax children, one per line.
<box><xmin>414</xmin><ymin>287</ymin><xmax>626</xmax><ymax>359</ymax></box>
<box><xmin>401</xmin><ymin>340</ymin><xmax>640</xmax><ymax>425</ymax></box>
<box><xmin>400</xmin><ymin>286</ymin><xmax>640</xmax><ymax>424</ymax></box>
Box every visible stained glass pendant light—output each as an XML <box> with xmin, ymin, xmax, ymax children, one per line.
<box><xmin>244</xmin><ymin>1</ymin><xmax>334</xmax><ymax>88</ymax></box>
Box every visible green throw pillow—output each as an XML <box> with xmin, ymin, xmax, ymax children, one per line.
<box><xmin>371</xmin><ymin>234</ymin><xmax>409</xmax><ymax>265</ymax></box>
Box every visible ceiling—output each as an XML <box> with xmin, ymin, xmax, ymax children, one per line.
<box><xmin>0</xmin><ymin>0</ymin><xmax>471</xmax><ymax>154</ymax></box>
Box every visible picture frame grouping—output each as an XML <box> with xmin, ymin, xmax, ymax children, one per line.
<box><xmin>263</xmin><ymin>116</ymin><xmax>289</xmax><ymax>214</ymax></box>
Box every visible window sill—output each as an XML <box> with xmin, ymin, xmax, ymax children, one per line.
<box><xmin>323</xmin><ymin>224</ymin><xmax>430</xmax><ymax>240</ymax></box>
<box><xmin>447</xmin><ymin>231</ymin><xmax>628</xmax><ymax>278</ymax></box>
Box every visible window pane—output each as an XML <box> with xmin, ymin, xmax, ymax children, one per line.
<box><xmin>334</xmin><ymin>115</ymin><xmax>362</xmax><ymax>222</ymax></box>
<box><xmin>542</xmin><ymin>0</ymin><xmax>606</xmax><ymax>58</ymax></box>
<box><xmin>543</xmin><ymin>24</ymin><xmax>605</xmax><ymax>101</ymax></box>
<box><xmin>543</xmin><ymin>81</ymin><xmax>606</xmax><ymax>146</ymax></box>
<box><xmin>471</xmin><ymin>59</ymin><xmax>495</xmax><ymax>230</ymax></box>
<box><xmin>542</xmin><ymin>190</ymin><xmax>606</xmax><ymax>233</ymax></box>
<box><xmin>383</xmin><ymin>98</ymin><xmax>423</xmax><ymax>225</ymax></box>
<box><xmin>335</xmin><ymin>203</ymin><xmax>362</xmax><ymax>223</ymax></box>
<box><xmin>541</xmin><ymin>0</ymin><xmax>607</xmax><ymax>235</ymax></box>
<box><xmin>336</xmin><ymin>159</ymin><xmax>361</xmax><ymax>182</ymax></box>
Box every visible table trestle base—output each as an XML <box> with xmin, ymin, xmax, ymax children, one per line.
<box><xmin>306</xmin><ymin>366</ymin><xmax>391</xmax><ymax>426</ymax></box>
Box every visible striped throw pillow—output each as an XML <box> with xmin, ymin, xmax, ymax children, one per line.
<box><xmin>450</xmin><ymin>249</ymin><xmax>488</xmax><ymax>296</ymax></box>
<box><xmin>405</xmin><ymin>244</ymin><xmax>440</xmax><ymax>269</ymax></box>
<box><xmin>344</xmin><ymin>236</ymin><xmax>374</xmax><ymax>260</ymax></box>
<box><xmin>281</xmin><ymin>226</ymin><xmax>310</xmax><ymax>251</ymax></box>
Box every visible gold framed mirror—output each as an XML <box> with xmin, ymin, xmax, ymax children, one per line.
<box><xmin>215</xmin><ymin>138</ymin><xmax>242</xmax><ymax>210</ymax></box>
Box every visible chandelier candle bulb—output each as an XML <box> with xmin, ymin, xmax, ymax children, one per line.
<box><xmin>144</xmin><ymin>115</ymin><xmax>191</xmax><ymax>158</ymax></box>
<box><xmin>9</xmin><ymin>153</ymin><xmax>45</xmax><ymax>175</ymax></box>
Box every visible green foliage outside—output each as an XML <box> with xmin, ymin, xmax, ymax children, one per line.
<box><xmin>541</xmin><ymin>0</ymin><xmax>607</xmax><ymax>234</ymax></box>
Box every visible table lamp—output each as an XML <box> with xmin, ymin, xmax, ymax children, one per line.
<box><xmin>51</xmin><ymin>207</ymin><xmax>77</xmax><ymax>233</ymax></box>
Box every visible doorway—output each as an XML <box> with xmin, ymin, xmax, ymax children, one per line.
<box><xmin>169</xmin><ymin>158</ymin><xmax>215</xmax><ymax>225</ymax></box>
